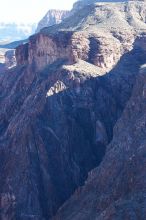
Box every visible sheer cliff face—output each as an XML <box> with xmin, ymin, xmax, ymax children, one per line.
<box><xmin>16</xmin><ymin>1</ymin><xmax>146</xmax><ymax>71</ymax></box>
<box><xmin>1</xmin><ymin>1</ymin><xmax>146</xmax><ymax>220</ymax></box>
<box><xmin>54</xmin><ymin>66</ymin><xmax>146</xmax><ymax>220</ymax></box>
<box><xmin>16</xmin><ymin>31</ymin><xmax>124</xmax><ymax>72</ymax></box>
<box><xmin>36</xmin><ymin>10</ymin><xmax>70</xmax><ymax>33</ymax></box>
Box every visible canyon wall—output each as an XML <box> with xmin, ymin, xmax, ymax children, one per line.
<box><xmin>54</xmin><ymin>62</ymin><xmax>146</xmax><ymax>220</ymax></box>
<box><xmin>1</xmin><ymin>1</ymin><xmax>146</xmax><ymax>219</ymax></box>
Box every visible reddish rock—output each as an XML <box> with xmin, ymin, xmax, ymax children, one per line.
<box><xmin>1</xmin><ymin>1</ymin><xmax>146</xmax><ymax>220</ymax></box>
<box><xmin>53</xmin><ymin>64</ymin><xmax>146</xmax><ymax>220</ymax></box>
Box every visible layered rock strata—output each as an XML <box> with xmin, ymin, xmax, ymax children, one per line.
<box><xmin>1</xmin><ymin>1</ymin><xmax>146</xmax><ymax>220</ymax></box>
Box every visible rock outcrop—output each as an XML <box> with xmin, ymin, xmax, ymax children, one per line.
<box><xmin>5</xmin><ymin>50</ymin><xmax>16</xmax><ymax>69</ymax></box>
<box><xmin>0</xmin><ymin>48</ymin><xmax>16</xmax><ymax>72</ymax></box>
<box><xmin>1</xmin><ymin>1</ymin><xmax>146</xmax><ymax>220</ymax></box>
<box><xmin>71</xmin><ymin>0</ymin><xmax>128</xmax><ymax>14</ymax></box>
<box><xmin>36</xmin><ymin>10</ymin><xmax>70</xmax><ymax>33</ymax></box>
<box><xmin>53</xmin><ymin>64</ymin><xmax>146</xmax><ymax>220</ymax></box>
<box><xmin>0</xmin><ymin>40</ymin><xmax>26</xmax><ymax>72</ymax></box>
<box><xmin>17</xmin><ymin>1</ymin><xmax>146</xmax><ymax>71</ymax></box>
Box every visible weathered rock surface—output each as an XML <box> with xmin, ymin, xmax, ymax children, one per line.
<box><xmin>1</xmin><ymin>1</ymin><xmax>146</xmax><ymax>220</ymax></box>
<box><xmin>5</xmin><ymin>50</ymin><xmax>16</xmax><ymax>69</ymax></box>
<box><xmin>0</xmin><ymin>49</ymin><xmax>16</xmax><ymax>73</ymax></box>
<box><xmin>36</xmin><ymin>10</ymin><xmax>70</xmax><ymax>33</ymax></box>
<box><xmin>17</xmin><ymin>1</ymin><xmax>146</xmax><ymax>72</ymax></box>
<box><xmin>53</xmin><ymin>64</ymin><xmax>146</xmax><ymax>220</ymax></box>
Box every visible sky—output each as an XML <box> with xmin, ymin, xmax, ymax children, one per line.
<box><xmin>0</xmin><ymin>0</ymin><xmax>77</xmax><ymax>23</ymax></box>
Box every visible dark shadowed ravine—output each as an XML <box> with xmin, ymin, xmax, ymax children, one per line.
<box><xmin>0</xmin><ymin>1</ymin><xmax>146</xmax><ymax>220</ymax></box>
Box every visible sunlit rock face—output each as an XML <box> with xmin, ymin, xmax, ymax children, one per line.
<box><xmin>16</xmin><ymin>31</ymin><xmax>131</xmax><ymax>72</ymax></box>
<box><xmin>16</xmin><ymin>0</ymin><xmax>146</xmax><ymax>72</ymax></box>
<box><xmin>72</xmin><ymin>0</ymin><xmax>128</xmax><ymax>13</ymax></box>
<box><xmin>1</xmin><ymin>1</ymin><xmax>146</xmax><ymax>220</ymax></box>
<box><xmin>36</xmin><ymin>10</ymin><xmax>70</xmax><ymax>33</ymax></box>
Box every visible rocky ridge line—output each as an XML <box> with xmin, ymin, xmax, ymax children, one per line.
<box><xmin>36</xmin><ymin>10</ymin><xmax>70</xmax><ymax>33</ymax></box>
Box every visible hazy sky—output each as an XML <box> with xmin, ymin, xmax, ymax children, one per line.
<box><xmin>0</xmin><ymin>0</ymin><xmax>76</xmax><ymax>23</ymax></box>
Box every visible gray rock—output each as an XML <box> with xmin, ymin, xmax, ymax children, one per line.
<box><xmin>1</xmin><ymin>1</ymin><xmax>146</xmax><ymax>220</ymax></box>
<box><xmin>36</xmin><ymin>10</ymin><xmax>70</xmax><ymax>33</ymax></box>
<box><xmin>53</xmin><ymin>63</ymin><xmax>146</xmax><ymax>220</ymax></box>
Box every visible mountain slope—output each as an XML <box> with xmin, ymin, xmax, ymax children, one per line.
<box><xmin>53</xmin><ymin>64</ymin><xmax>146</xmax><ymax>220</ymax></box>
<box><xmin>0</xmin><ymin>1</ymin><xmax>146</xmax><ymax>220</ymax></box>
<box><xmin>41</xmin><ymin>1</ymin><xmax>146</xmax><ymax>33</ymax></box>
<box><xmin>36</xmin><ymin>10</ymin><xmax>70</xmax><ymax>33</ymax></box>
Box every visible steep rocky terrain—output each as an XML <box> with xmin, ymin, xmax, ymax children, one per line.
<box><xmin>0</xmin><ymin>49</ymin><xmax>16</xmax><ymax>72</ymax></box>
<box><xmin>4</xmin><ymin>50</ymin><xmax>16</xmax><ymax>69</ymax></box>
<box><xmin>53</xmin><ymin>64</ymin><xmax>146</xmax><ymax>220</ymax></box>
<box><xmin>0</xmin><ymin>40</ymin><xmax>27</xmax><ymax>73</ymax></box>
<box><xmin>71</xmin><ymin>0</ymin><xmax>128</xmax><ymax>13</ymax></box>
<box><xmin>36</xmin><ymin>10</ymin><xmax>70</xmax><ymax>33</ymax></box>
<box><xmin>0</xmin><ymin>1</ymin><xmax>146</xmax><ymax>220</ymax></box>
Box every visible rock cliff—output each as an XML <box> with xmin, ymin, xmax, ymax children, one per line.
<box><xmin>0</xmin><ymin>49</ymin><xmax>16</xmax><ymax>73</ymax></box>
<box><xmin>0</xmin><ymin>1</ymin><xmax>146</xmax><ymax>220</ymax></box>
<box><xmin>5</xmin><ymin>50</ymin><xmax>16</xmax><ymax>69</ymax></box>
<box><xmin>36</xmin><ymin>10</ymin><xmax>70</xmax><ymax>33</ymax></box>
<box><xmin>0</xmin><ymin>40</ymin><xmax>26</xmax><ymax>72</ymax></box>
<box><xmin>17</xmin><ymin>1</ymin><xmax>146</xmax><ymax>71</ymax></box>
<box><xmin>53</xmin><ymin>63</ymin><xmax>146</xmax><ymax>220</ymax></box>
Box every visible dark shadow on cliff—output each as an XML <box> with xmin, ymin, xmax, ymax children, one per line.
<box><xmin>1</xmin><ymin>39</ymin><xmax>146</xmax><ymax>220</ymax></box>
<box><xmin>31</xmin><ymin>39</ymin><xmax>146</xmax><ymax>219</ymax></box>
